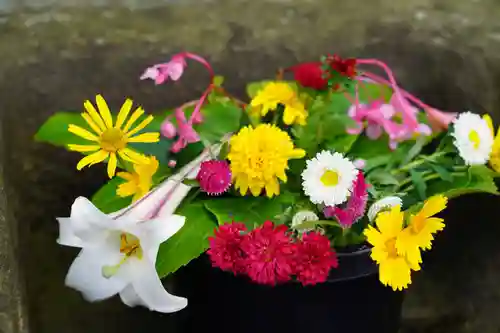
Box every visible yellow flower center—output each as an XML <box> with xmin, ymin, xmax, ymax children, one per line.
<box><xmin>119</xmin><ymin>232</ymin><xmax>143</xmax><ymax>259</ymax></box>
<box><xmin>100</xmin><ymin>128</ymin><xmax>127</xmax><ymax>152</ymax></box>
<box><xmin>385</xmin><ymin>238</ymin><xmax>398</xmax><ymax>258</ymax></box>
<box><xmin>469</xmin><ymin>130</ymin><xmax>481</xmax><ymax>149</ymax></box>
<box><xmin>320</xmin><ymin>170</ymin><xmax>339</xmax><ymax>187</ymax></box>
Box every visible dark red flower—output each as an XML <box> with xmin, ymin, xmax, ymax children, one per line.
<box><xmin>196</xmin><ymin>160</ymin><xmax>232</xmax><ymax>196</ymax></box>
<box><xmin>288</xmin><ymin>62</ymin><xmax>328</xmax><ymax>90</ymax></box>
<box><xmin>294</xmin><ymin>232</ymin><xmax>338</xmax><ymax>286</ymax></box>
<box><xmin>240</xmin><ymin>221</ymin><xmax>296</xmax><ymax>285</ymax></box>
<box><xmin>207</xmin><ymin>222</ymin><xmax>247</xmax><ymax>274</ymax></box>
<box><xmin>327</xmin><ymin>54</ymin><xmax>357</xmax><ymax>79</ymax></box>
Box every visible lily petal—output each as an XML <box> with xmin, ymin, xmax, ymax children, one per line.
<box><xmin>65</xmin><ymin>235</ymin><xmax>129</xmax><ymax>302</ymax></box>
<box><xmin>57</xmin><ymin>217</ymin><xmax>84</xmax><ymax>248</ymax></box>
<box><xmin>125</xmin><ymin>258</ymin><xmax>187</xmax><ymax>313</ymax></box>
<box><xmin>67</xmin><ymin>197</ymin><xmax>116</xmax><ymax>244</ymax></box>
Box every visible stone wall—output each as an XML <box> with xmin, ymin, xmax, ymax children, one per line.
<box><xmin>1</xmin><ymin>0</ymin><xmax>500</xmax><ymax>332</ymax></box>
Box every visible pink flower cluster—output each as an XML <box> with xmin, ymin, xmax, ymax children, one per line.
<box><xmin>324</xmin><ymin>172</ymin><xmax>368</xmax><ymax>228</ymax></box>
<box><xmin>207</xmin><ymin>221</ymin><xmax>338</xmax><ymax>286</ymax></box>
<box><xmin>196</xmin><ymin>160</ymin><xmax>232</xmax><ymax>196</ymax></box>
<box><xmin>347</xmin><ymin>96</ymin><xmax>431</xmax><ymax>150</ymax></box>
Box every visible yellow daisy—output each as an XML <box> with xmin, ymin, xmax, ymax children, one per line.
<box><xmin>396</xmin><ymin>195</ymin><xmax>447</xmax><ymax>265</ymax></box>
<box><xmin>484</xmin><ymin>114</ymin><xmax>500</xmax><ymax>172</ymax></box>
<box><xmin>364</xmin><ymin>205</ymin><xmax>421</xmax><ymax>291</ymax></box>
<box><xmin>116</xmin><ymin>156</ymin><xmax>159</xmax><ymax>202</ymax></box>
<box><xmin>250</xmin><ymin>82</ymin><xmax>308</xmax><ymax>126</ymax></box>
<box><xmin>227</xmin><ymin>124</ymin><xmax>305</xmax><ymax>197</ymax></box>
<box><xmin>67</xmin><ymin>95</ymin><xmax>160</xmax><ymax>178</ymax></box>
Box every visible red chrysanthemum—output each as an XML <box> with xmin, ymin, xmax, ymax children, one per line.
<box><xmin>196</xmin><ymin>160</ymin><xmax>232</xmax><ymax>196</ymax></box>
<box><xmin>288</xmin><ymin>62</ymin><xmax>328</xmax><ymax>90</ymax></box>
<box><xmin>240</xmin><ymin>221</ymin><xmax>296</xmax><ymax>285</ymax></box>
<box><xmin>294</xmin><ymin>232</ymin><xmax>338</xmax><ymax>286</ymax></box>
<box><xmin>207</xmin><ymin>222</ymin><xmax>247</xmax><ymax>274</ymax></box>
<box><xmin>327</xmin><ymin>54</ymin><xmax>357</xmax><ymax>79</ymax></box>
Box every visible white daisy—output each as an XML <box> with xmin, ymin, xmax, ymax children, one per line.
<box><xmin>367</xmin><ymin>196</ymin><xmax>402</xmax><ymax>222</ymax></box>
<box><xmin>452</xmin><ymin>111</ymin><xmax>494</xmax><ymax>165</ymax></box>
<box><xmin>291</xmin><ymin>210</ymin><xmax>319</xmax><ymax>232</ymax></box>
<box><xmin>301</xmin><ymin>151</ymin><xmax>358</xmax><ymax>206</ymax></box>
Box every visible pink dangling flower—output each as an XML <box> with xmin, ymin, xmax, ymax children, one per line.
<box><xmin>324</xmin><ymin>172</ymin><xmax>368</xmax><ymax>228</ymax></box>
<box><xmin>160</xmin><ymin>119</ymin><xmax>177</xmax><ymax>139</ymax></box>
<box><xmin>196</xmin><ymin>160</ymin><xmax>232</xmax><ymax>196</ymax></box>
<box><xmin>347</xmin><ymin>100</ymin><xmax>395</xmax><ymax>139</ymax></box>
<box><xmin>170</xmin><ymin>108</ymin><xmax>200</xmax><ymax>153</ymax></box>
<box><xmin>293</xmin><ymin>231</ymin><xmax>338</xmax><ymax>285</ymax></box>
<box><xmin>140</xmin><ymin>55</ymin><xmax>187</xmax><ymax>85</ymax></box>
<box><xmin>425</xmin><ymin>107</ymin><xmax>457</xmax><ymax>132</ymax></box>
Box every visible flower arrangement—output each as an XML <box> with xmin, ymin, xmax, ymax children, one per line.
<box><xmin>35</xmin><ymin>52</ymin><xmax>500</xmax><ymax>313</ymax></box>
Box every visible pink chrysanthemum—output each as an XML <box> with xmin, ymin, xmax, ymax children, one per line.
<box><xmin>240</xmin><ymin>221</ymin><xmax>296</xmax><ymax>285</ymax></box>
<box><xmin>196</xmin><ymin>160</ymin><xmax>232</xmax><ymax>196</ymax></box>
<box><xmin>294</xmin><ymin>231</ymin><xmax>338</xmax><ymax>286</ymax></box>
<box><xmin>324</xmin><ymin>172</ymin><xmax>368</xmax><ymax>228</ymax></box>
<box><xmin>207</xmin><ymin>222</ymin><xmax>247</xmax><ymax>274</ymax></box>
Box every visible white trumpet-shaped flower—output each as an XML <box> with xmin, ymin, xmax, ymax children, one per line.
<box><xmin>57</xmin><ymin>146</ymin><xmax>219</xmax><ymax>313</ymax></box>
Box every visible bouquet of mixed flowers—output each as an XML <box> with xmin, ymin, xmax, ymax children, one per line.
<box><xmin>35</xmin><ymin>52</ymin><xmax>500</xmax><ymax>313</ymax></box>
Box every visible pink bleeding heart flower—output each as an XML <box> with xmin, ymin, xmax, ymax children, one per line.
<box><xmin>323</xmin><ymin>172</ymin><xmax>368</xmax><ymax>228</ymax></box>
<box><xmin>140</xmin><ymin>55</ymin><xmax>187</xmax><ymax>85</ymax></box>
<box><xmin>160</xmin><ymin>120</ymin><xmax>177</xmax><ymax>139</ymax></box>
<box><xmin>425</xmin><ymin>107</ymin><xmax>457</xmax><ymax>132</ymax></box>
<box><xmin>347</xmin><ymin>100</ymin><xmax>395</xmax><ymax>139</ymax></box>
<box><xmin>170</xmin><ymin>108</ymin><xmax>201</xmax><ymax>153</ymax></box>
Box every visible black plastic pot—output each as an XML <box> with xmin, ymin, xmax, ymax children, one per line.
<box><xmin>175</xmin><ymin>248</ymin><xmax>404</xmax><ymax>333</ymax></box>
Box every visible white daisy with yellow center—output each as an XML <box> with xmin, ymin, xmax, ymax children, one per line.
<box><xmin>301</xmin><ymin>151</ymin><xmax>358</xmax><ymax>206</ymax></box>
<box><xmin>452</xmin><ymin>111</ymin><xmax>494</xmax><ymax>165</ymax></box>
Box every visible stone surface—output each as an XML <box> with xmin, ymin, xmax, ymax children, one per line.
<box><xmin>1</xmin><ymin>0</ymin><xmax>500</xmax><ymax>332</ymax></box>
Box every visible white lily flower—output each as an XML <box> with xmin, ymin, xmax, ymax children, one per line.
<box><xmin>57</xmin><ymin>146</ymin><xmax>219</xmax><ymax>313</ymax></box>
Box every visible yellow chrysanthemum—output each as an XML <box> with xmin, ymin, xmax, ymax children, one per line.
<box><xmin>227</xmin><ymin>124</ymin><xmax>305</xmax><ymax>197</ymax></box>
<box><xmin>364</xmin><ymin>205</ymin><xmax>421</xmax><ymax>291</ymax></box>
<box><xmin>67</xmin><ymin>95</ymin><xmax>160</xmax><ymax>178</ymax></box>
<box><xmin>484</xmin><ymin>114</ymin><xmax>500</xmax><ymax>172</ymax></box>
<box><xmin>116</xmin><ymin>156</ymin><xmax>159</xmax><ymax>202</ymax></box>
<box><xmin>396</xmin><ymin>195</ymin><xmax>447</xmax><ymax>264</ymax></box>
<box><xmin>250</xmin><ymin>82</ymin><xmax>308</xmax><ymax>125</ymax></box>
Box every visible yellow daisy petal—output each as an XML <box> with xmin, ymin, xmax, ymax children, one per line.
<box><xmin>375</xmin><ymin>206</ymin><xmax>404</xmax><ymax>238</ymax></box>
<box><xmin>119</xmin><ymin>148</ymin><xmax>149</xmax><ymax>164</ymax></box>
<box><xmin>127</xmin><ymin>132</ymin><xmax>160</xmax><ymax>143</ymax></box>
<box><xmin>419</xmin><ymin>195</ymin><xmax>447</xmax><ymax>218</ymax></box>
<box><xmin>125</xmin><ymin>115</ymin><xmax>154</xmax><ymax>138</ymax></box>
<box><xmin>290</xmin><ymin>148</ymin><xmax>306</xmax><ymax>159</ymax></box>
<box><xmin>117</xmin><ymin>180</ymin><xmax>138</xmax><ymax>197</ymax></box>
<box><xmin>265</xmin><ymin>178</ymin><xmax>280</xmax><ymax>198</ymax></box>
<box><xmin>96</xmin><ymin>94</ymin><xmax>113</xmax><ymax>129</ymax></box>
<box><xmin>483</xmin><ymin>114</ymin><xmax>494</xmax><ymax>137</ymax></box>
<box><xmin>122</xmin><ymin>107</ymin><xmax>145</xmax><ymax>133</ymax></box>
<box><xmin>84</xmin><ymin>100</ymin><xmax>106</xmax><ymax>131</ymax></box>
<box><xmin>67</xmin><ymin>144</ymin><xmax>100</xmax><ymax>153</ymax></box>
<box><xmin>115</xmin><ymin>98</ymin><xmax>133</xmax><ymax>130</ymax></box>
<box><xmin>81</xmin><ymin>113</ymin><xmax>103</xmax><ymax>135</ymax></box>
<box><xmin>107</xmin><ymin>153</ymin><xmax>118</xmax><ymax>178</ymax></box>
<box><xmin>76</xmin><ymin>150</ymin><xmax>108</xmax><ymax>170</ymax></box>
<box><xmin>379</xmin><ymin>258</ymin><xmax>412</xmax><ymax>291</ymax></box>
<box><xmin>117</xmin><ymin>171</ymin><xmax>134</xmax><ymax>181</ymax></box>
<box><xmin>68</xmin><ymin>124</ymin><xmax>99</xmax><ymax>142</ymax></box>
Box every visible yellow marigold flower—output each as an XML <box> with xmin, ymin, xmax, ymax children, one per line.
<box><xmin>67</xmin><ymin>95</ymin><xmax>160</xmax><ymax>178</ymax></box>
<box><xmin>227</xmin><ymin>124</ymin><xmax>305</xmax><ymax>197</ymax></box>
<box><xmin>484</xmin><ymin>114</ymin><xmax>500</xmax><ymax>172</ymax></box>
<box><xmin>364</xmin><ymin>205</ymin><xmax>421</xmax><ymax>291</ymax></box>
<box><xmin>396</xmin><ymin>195</ymin><xmax>447</xmax><ymax>265</ymax></box>
<box><xmin>250</xmin><ymin>82</ymin><xmax>308</xmax><ymax>125</ymax></box>
<box><xmin>116</xmin><ymin>156</ymin><xmax>159</xmax><ymax>202</ymax></box>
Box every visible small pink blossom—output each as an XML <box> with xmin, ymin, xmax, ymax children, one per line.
<box><xmin>160</xmin><ymin>120</ymin><xmax>177</xmax><ymax>139</ymax></box>
<box><xmin>170</xmin><ymin>108</ymin><xmax>200</xmax><ymax>153</ymax></box>
<box><xmin>168</xmin><ymin>160</ymin><xmax>177</xmax><ymax>168</ymax></box>
<box><xmin>353</xmin><ymin>159</ymin><xmax>366</xmax><ymax>169</ymax></box>
<box><xmin>324</xmin><ymin>172</ymin><xmax>368</xmax><ymax>228</ymax></box>
<box><xmin>425</xmin><ymin>108</ymin><xmax>457</xmax><ymax>132</ymax></box>
<box><xmin>140</xmin><ymin>55</ymin><xmax>187</xmax><ymax>85</ymax></box>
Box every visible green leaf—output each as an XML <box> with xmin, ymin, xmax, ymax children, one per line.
<box><xmin>156</xmin><ymin>202</ymin><xmax>217</xmax><ymax>278</ymax></box>
<box><xmin>204</xmin><ymin>194</ymin><xmax>296</xmax><ymax>229</ymax></box>
<box><xmin>128</xmin><ymin>116</ymin><xmax>172</xmax><ymax>165</ymax></box>
<box><xmin>410</xmin><ymin>170</ymin><xmax>427</xmax><ymax>200</ymax></box>
<box><xmin>357</xmin><ymin>82</ymin><xmax>393</xmax><ymax>103</ymax></box>
<box><xmin>368</xmin><ymin>169</ymin><xmax>400</xmax><ymax>186</ymax></box>
<box><xmin>196</xmin><ymin>102</ymin><xmax>242</xmax><ymax>143</ymax></box>
<box><xmin>35</xmin><ymin>112</ymin><xmax>89</xmax><ymax>147</ymax></box>
<box><xmin>323</xmin><ymin>134</ymin><xmax>359</xmax><ymax>154</ymax></box>
<box><xmin>213</xmin><ymin>75</ymin><xmax>224</xmax><ymax>87</ymax></box>
<box><xmin>428</xmin><ymin>163</ymin><xmax>453</xmax><ymax>182</ymax></box>
<box><xmin>91</xmin><ymin>177</ymin><xmax>132</xmax><ymax>214</ymax></box>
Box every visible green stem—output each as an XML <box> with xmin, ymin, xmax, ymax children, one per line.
<box><xmin>392</xmin><ymin>151</ymin><xmax>447</xmax><ymax>175</ymax></box>
<box><xmin>400</xmin><ymin>170</ymin><xmax>466</xmax><ymax>193</ymax></box>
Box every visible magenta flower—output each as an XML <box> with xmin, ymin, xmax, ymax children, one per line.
<box><xmin>170</xmin><ymin>108</ymin><xmax>201</xmax><ymax>153</ymax></box>
<box><xmin>140</xmin><ymin>55</ymin><xmax>187</xmax><ymax>85</ymax></box>
<box><xmin>196</xmin><ymin>160</ymin><xmax>232</xmax><ymax>196</ymax></box>
<box><xmin>324</xmin><ymin>172</ymin><xmax>368</xmax><ymax>228</ymax></box>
